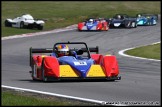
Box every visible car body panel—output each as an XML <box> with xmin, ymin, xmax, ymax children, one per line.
<box><xmin>78</xmin><ymin>18</ymin><xmax>109</xmax><ymax>31</ymax></box>
<box><xmin>60</xmin><ymin>65</ymin><xmax>79</xmax><ymax>77</ymax></box>
<box><xmin>5</xmin><ymin>14</ymin><xmax>45</xmax><ymax>30</ymax></box>
<box><xmin>136</xmin><ymin>14</ymin><xmax>158</xmax><ymax>26</ymax></box>
<box><xmin>29</xmin><ymin>42</ymin><xmax>121</xmax><ymax>81</ymax></box>
<box><xmin>86</xmin><ymin>65</ymin><xmax>106</xmax><ymax>77</ymax></box>
<box><xmin>108</xmin><ymin>14</ymin><xmax>137</xmax><ymax>28</ymax></box>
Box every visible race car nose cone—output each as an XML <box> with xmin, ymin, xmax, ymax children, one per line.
<box><xmin>86</xmin><ymin>23</ymin><xmax>93</xmax><ymax>30</ymax></box>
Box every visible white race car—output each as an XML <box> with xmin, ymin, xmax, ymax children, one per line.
<box><xmin>5</xmin><ymin>14</ymin><xmax>45</xmax><ymax>30</ymax></box>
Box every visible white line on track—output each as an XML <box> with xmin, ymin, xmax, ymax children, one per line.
<box><xmin>118</xmin><ymin>42</ymin><xmax>161</xmax><ymax>61</ymax></box>
<box><xmin>1</xmin><ymin>85</ymin><xmax>107</xmax><ymax>105</ymax></box>
<box><xmin>1</xmin><ymin>24</ymin><xmax>77</xmax><ymax>40</ymax></box>
<box><xmin>2</xmin><ymin>85</ymin><xmax>128</xmax><ymax>106</ymax></box>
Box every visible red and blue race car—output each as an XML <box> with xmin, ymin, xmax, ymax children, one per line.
<box><xmin>78</xmin><ymin>18</ymin><xmax>109</xmax><ymax>31</ymax></box>
<box><xmin>29</xmin><ymin>42</ymin><xmax>121</xmax><ymax>81</ymax></box>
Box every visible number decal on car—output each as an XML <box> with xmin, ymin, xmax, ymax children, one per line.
<box><xmin>74</xmin><ymin>62</ymin><xmax>87</xmax><ymax>65</ymax></box>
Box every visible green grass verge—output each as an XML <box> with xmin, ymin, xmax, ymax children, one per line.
<box><xmin>2</xmin><ymin>91</ymin><xmax>65</xmax><ymax>106</ymax></box>
<box><xmin>2</xmin><ymin>91</ymin><xmax>96</xmax><ymax>106</ymax></box>
<box><xmin>125</xmin><ymin>43</ymin><xmax>161</xmax><ymax>60</ymax></box>
<box><xmin>2</xmin><ymin>1</ymin><xmax>160</xmax><ymax>37</ymax></box>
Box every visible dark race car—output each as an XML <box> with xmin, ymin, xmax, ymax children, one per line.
<box><xmin>29</xmin><ymin>41</ymin><xmax>121</xmax><ymax>82</ymax></box>
<box><xmin>107</xmin><ymin>14</ymin><xmax>137</xmax><ymax>28</ymax></box>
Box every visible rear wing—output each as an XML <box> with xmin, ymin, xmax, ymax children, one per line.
<box><xmin>34</xmin><ymin>19</ymin><xmax>48</xmax><ymax>22</ymax></box>
<box><xmin>29</xmin><ymin>46</ymin><xmax>99</xmax><ymax>66</ymax></box>
<box><xmin>81</xmin><ymin>46</ymin><xmax>98</xmax><ymax>53</ymax></box>
<box><xmin>29</xmin><ymin>48</ymin><xmax>53</xmax><ymax>67</ymax></box>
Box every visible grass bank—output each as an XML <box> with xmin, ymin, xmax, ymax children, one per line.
<box><xmin>125</xmin><ymin>43</ymin><xmax>161</xmax><ymax>60</ymax></box>
<box><xmin>2</xmin><ymin>1</ymin><xmax>160</xmax><ymax>37</ymax></box>
<box><xmin>2</xmin><ymin>90</ymin><xmax>98</xmax><ymax>106</ymax></box>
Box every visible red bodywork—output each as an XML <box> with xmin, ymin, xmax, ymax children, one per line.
<box><xmin>78</xmin><ymin>20</ymin><xmax>109</xmax><ymax>31</ymax></box>
<box><xmin>31</xmin><ymin>54</ymin><xmax>119</xmax><ymax>81</ymax></box>
<box><xmin>32</xmin><ymin>55</ymin><xmax>60</xmax><ymax>80</ymax></box>
<box><xmin>91</xmin><ymin>54</ymin><xmax>119</xmax><ymax>77</ymax></box>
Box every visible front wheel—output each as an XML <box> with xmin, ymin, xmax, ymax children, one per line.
<box><xmin>20</xmin><ymin>21</ymin><xmax>24</xmax><ymax>28</ymax></box>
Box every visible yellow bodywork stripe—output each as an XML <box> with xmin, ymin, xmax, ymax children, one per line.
<box><xmin>59</xmin><ymin>65</ymin><xmax>106</xmax><ymax>77</ymax></box>
<box><xmin>60</xmin><ymin>65</ymin><xmax>79</xmax><ymax>77</ymax></box>
<box><xmin>87</xmin><ymin>65</ymin><xmax>106</xmax><ymax>77</ymax></box>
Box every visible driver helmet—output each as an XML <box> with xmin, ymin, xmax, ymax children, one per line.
<box><xmin>89</xmin><ymin>19</ymin><xmax>94</xmax><ymax>23</ymax></box>
<box><xmin>56</xmin><ymin>44</ymin><xmax>69</xmax><ymax>57</ymax></box>
<box><xmin>137</xmin><ymin>14</ymin><xmax>141</xmax><ymax>18</ymax></box>
<box><xmin>117</xmin><ymin>15</ymin><xmax>121</xmax><ymax>19</ymax></box>
<box><xmin>147</xmin><ymin>16</ymin><xmax>150</xmax><ymax>18</ymax></box>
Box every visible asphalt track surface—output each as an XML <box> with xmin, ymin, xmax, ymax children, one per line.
<box><xmin>2</xmin><ymin>17</ymin><xmax>161</xmax><ymax>105</ymax></box>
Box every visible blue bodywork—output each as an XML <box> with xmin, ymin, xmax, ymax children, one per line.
<box><xmin>52</xmin><ymin>52</ymin><xmax>95</xmax><ymax>78</ymax></box>
<box><xmin>85</xmin><ymin>21</ymin><xmax>98</xmax><ymax>30</ymax></box>
<box><xmin>59</xmin><ymin>56</ymin><xmax>94</xmax><ymax>77</ymax></box>
<box><xmin>136</xmin><ymin>16</ymin><xmax>157</xmax><ymax>26</ymax></box>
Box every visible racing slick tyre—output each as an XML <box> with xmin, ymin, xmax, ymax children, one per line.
<box><xmin>5</xmin><ymin>20</ymin><xmax>12</xmax><ymax>27</ymax></box>
<box><xmin>31</xmin><ymin>64</ymin><xmax>37</xmax><ymax>81</ymax></box>
<box><xmin>20</xmin><ymin>21</ymin><xmax>25</xmax><ymax>29</ymax></box>
<box><xmin>28</xmin><ymin>24</ymin><xmax>34</xmax><ymax>29</ymax></box>
<box><xmin>78</xmin><ymin>29</ymin><xmax>82</xmax><ymax>32</ymax></box>
<box><xmin>131</xmin><ymin>21</ymin><xmax>137</xmax><ymax>28</ymax></box>
<box><xmin>41</xmin><ymin>58</ymin><xmax>47</xmax><ymax>82</ymax></box>
<box><xmin>38</xmin><ymin>25</ymin><xmax>43</xmax><ymax>30</ymax></box>
<box><xmin>124</xmin><ymin>21</ymin><xmax>132</xmax><ymax>28</ymax></box>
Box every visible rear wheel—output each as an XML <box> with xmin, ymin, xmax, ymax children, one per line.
<box><xmin>38</xmin><ymin>25</ymin><xmax>43</xmax><ymax>30</ymax></box>
<box><xmin>78</xmin><ymin>29</ymin><xmax>82</xmax><ymax>32</ymax></box>
<box><xmin>5</xmin><ymin>20</ymin><xmax>12</xmax><ymax>27</ymax></box>
<box><xmin>131</xmin><ymin>22</ymin><xmax>137</xmax><ymax>28</ymax></box>
<box><xmin>31</xmin><ymin>64</ymin><xmax>37</xmax><ymax>80</ymax></box>
<box><xmin>125</xmin><ymin>21</ymin><xmax>131</xmax><ymax>28</ymax></box>
<box><xmin>41</xmin><ymin>58</ymin><xmax>48</xmax><ymax>82</ymax></box>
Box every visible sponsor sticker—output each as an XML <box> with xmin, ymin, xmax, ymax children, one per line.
<box><xmin>74</xmin><ymin>61</ymin><xmax>87</xmax><ymax>65</ymax></box>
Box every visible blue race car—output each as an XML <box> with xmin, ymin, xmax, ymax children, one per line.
<box><xmin>136</xmin><ymin>14</ymin><xmax>158</xmax><ymax>26</ymax></box>
<box><xmin>29</xmin><ymin>41</ymin><xmax>121</xmax><ymax>82</ymax></box>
